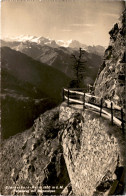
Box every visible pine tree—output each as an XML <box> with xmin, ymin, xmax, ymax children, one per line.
<box><xmin>70</xmin><ymin>48</ymin><xmax>86</xmax><ymax>88</ymax></box>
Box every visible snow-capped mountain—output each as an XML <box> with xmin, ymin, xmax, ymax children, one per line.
<box><xmin>2</xmin><ymin>35</ymin><xmax>59</xmax><ymax>48</ymax></box>
<box><xmin>3</xmin><ymin>35</ymin><xmax>73</xmax><ymax>47</ymax></box>
<box><xmin>56</xmin><ymin>39</ymin><xmax>73</xmax><ymax>47</ymax></box>
<box><xmin>2</xmin><ymin>35</ymin><xmax>41</xmax><ymax>42</ymax></box>
<box><xmin>68</xmin><ymin>40</ymin><xmax>87</xmax><ymax>49</ymax></box>
<box><xmin>2</xmin><ymin>35</ymin><xmax>105</xmax><ymax>55</ymax></box>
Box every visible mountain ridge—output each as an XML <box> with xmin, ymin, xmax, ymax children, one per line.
<box><xmin>1</xmin><ymin>35</ymin><xmax>105</xmax><ymax>55</ymax></box>
<box><xmin>1</xmin><ymin>40</ymin><xmax>103</xmax><ymax>85</ymax></box>
<box><xmin>1</xmin><ymin>46</ymin><xmax>70</xmax><ymax>139</ymax></box>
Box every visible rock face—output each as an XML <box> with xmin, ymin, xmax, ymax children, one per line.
<box><xmin>59</xmin><ymin>104</ymin><xmax>126</xmax><ymax>196</ymax></box>
<box><xmin>94</xmin><ymin>9</ymin><xmax>126</xmax><ymax>107</ymax></box>
<box><xmin>0</xmin><ymin>107</ymin><xmax>70</xmax><ymax>195</ymax></box>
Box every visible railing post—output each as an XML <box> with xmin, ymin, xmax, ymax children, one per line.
<box><xmin>111</xmin><ymin>102</ymin><xmax>113</xmax><ymax>125</ymax></box>
<box><xmin>63</xmin><ymin>89</ymin><xmax>64</xmax><ymax>101</ymax></box>
<box><xmin>88</xmin><ymin>84</ymin><xmax>90</xmax><ymax>93</ymax></box>
<box><xmin>121</xmin><ymin>108</ymin><xmax>124</xmax><ymax>134</ymax></box>
<box><xmin>68</xmin><ymin>89</ymin><xmax>69</xmax><ymax>106</ymax></box>
<box><xmin>100</xmin><ymin>98</ymin><xmax>103</xmax><ymax>117</ymax></box>
<box><xmin>83</xmin><ymin>93</ymin><xmax>85</xmax><ymax>111</ymax></box>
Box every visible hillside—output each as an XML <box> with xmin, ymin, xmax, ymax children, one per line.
<box><xmin>1</xmin><ymin>47</ymin><xmax>70</xmax><ymax>138</ymax></box>
<box><xmin>1</xmin><ymin>47</ymin><xmax>70</xmax><ymax>102</ymax></box>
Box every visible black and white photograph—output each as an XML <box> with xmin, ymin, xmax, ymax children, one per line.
<box><xmin>0</xmin><ymin>0</ymin><xmax>126</xmax><ymax>195</ymax></box>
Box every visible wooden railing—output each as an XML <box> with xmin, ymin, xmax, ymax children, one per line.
<box><xmin>63</xmin><ymin>88</ymin><xmax>125</xmax><ymax>133</ymax></box>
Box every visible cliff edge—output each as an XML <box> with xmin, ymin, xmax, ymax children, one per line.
<box><xmin>94</xmin><ymin>9</ymin><xmax>126</xmax><ymax>108</ymax></box>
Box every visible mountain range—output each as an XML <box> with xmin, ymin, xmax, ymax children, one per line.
<box><xmin>1</xmin><ymin>36</ymin><xmax>105</xmax><ymax>139</ymax></box>
<box><xmin>1</xmin><ymin>35</ymin><xmax>105</xmax><ymax>55</ymax></box>
<box><xmin>1</xmin><ymin>36</ymin><xmax>104</xmax><ymax>80</ymax></box>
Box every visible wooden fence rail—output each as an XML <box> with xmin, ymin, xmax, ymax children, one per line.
<box><xmin>63</xmin><ymin>88</ymin><xmax>125</xmax><ymax>133</ymax></box>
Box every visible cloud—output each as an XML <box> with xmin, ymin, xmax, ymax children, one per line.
<box><xmin>60</xmin><ymin>29</ymin><xmax>72</xmax><ymax>32</ymax></box>
<box><xmin>82</xmin><ymin>31</ymin><xmax>93</xmax><ymax>34</ymax></box>
<box><xmin>101</xmin><ymin>13</ymin><xmax>119</xmax><ymax>18</ymax></box>
<box><xmin>70</xmin><ymin>23</ymin><xmax>95</xmax><ymax>27</ymax></box>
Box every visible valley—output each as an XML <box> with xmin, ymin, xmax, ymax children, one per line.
<box><xmin>1</xmin><ymin>38</ymin><xmax>105</xmax><ymax>139</ymax></box>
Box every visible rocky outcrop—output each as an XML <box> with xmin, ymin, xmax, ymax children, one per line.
<box><xmin>0</xmin><ymin>107</ymin><xmax>70</xmax><ymax>195</ymax></box>
<box><xmin>1</xmin><ymin>103</ymin><xmax>125</xmax><ymax>196</ymax></box>
<box><xmin>59</xmin><ymin>103</ymin><xmax>126</xmax><ymax>196</ymax></box>
<box><xmin>94</xmin><ymin>9</ymin><xmax>126</xmax><ymax>108</ymax></box>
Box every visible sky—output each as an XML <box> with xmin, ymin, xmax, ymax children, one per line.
<box><xmin>1</xmin><ymin>0</ymin><xmax>125</xmax><ymax>46</ymax></box>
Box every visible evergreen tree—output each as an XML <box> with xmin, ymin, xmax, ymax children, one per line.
<box><xmin>70</xmin><ymin>48</ymin><xmax>86</xmax><ymax>88</ymax></box>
